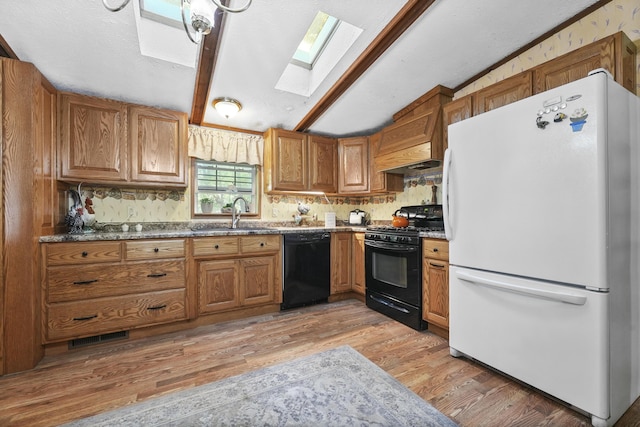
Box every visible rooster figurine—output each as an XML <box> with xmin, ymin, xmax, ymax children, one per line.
<box><xmin>64</xmin><ymin>187</ymin><xmax>84</xmax><ymax>234</ymax></box>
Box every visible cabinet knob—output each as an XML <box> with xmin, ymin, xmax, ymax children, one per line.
<box><xmin>81</xmin><ymin>251</ymin><xmax>88</xmax><ymax>257</ymax></box>
<box><xmin>154</xmin><ymin>248</ymin><xmax>159</xmax><ymax>253</ymax></box>
<box><xmin>433</xmin><ymin>248</ymin><xmax>438</xmax><ymax>252</ymax></box>
<box><xmin>214</xmin><ymin>244</ymin><xmax>219</xmax><ymax>249</ymax></box>
<box><xmin>260</xmin><ymin>242</ymin><xmax>265</xmax><ymax>247</ymax></box>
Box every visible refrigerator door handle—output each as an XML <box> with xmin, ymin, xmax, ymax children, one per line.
<box><xmin>443</xmin><ymin>148</ymin><xmax>453</xmax><ymax>241</ymax></box>
<box><xmin>456</xmin><ymin>271</ymin><xmax>588</xmax><ymax>305</ymax></box>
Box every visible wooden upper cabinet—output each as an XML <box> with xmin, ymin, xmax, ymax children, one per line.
<box><xmin>533</xmin><ymin>31</ymin><xmax>637</xmax><ymax>94</ymax></box>
<box><xmin>442</xmin><ymin>95</ymin><xmax>473</xmax><ymax>152</ymax></box>
<box><xmin>308</xmin><ymin>135</ymin><xmax>338</xmax><ymax>193</ymax></box>
<box><xmin>474</xmin><ymin>72</ymin><xmax>532</xmax><ymax>115</ymax></box>
<box><xmin>59</xmin><ymin>93</ymin><xmax>187</xmax><ymax>187</ymax></box>
<box><xmin>264</xmin><ymin>128</ymin><xmax>308</xmax><ymax>192</ymax></box>
<box><xmin>368</xmin><ymin>132</ymin><xmax>403</xmax><ymax>194</ymax></box>
<box><xmin>338</xmin><ymin>136</ymin><xmax>369</xmax><ymax>194</ymax></box>
<box><xmin>263</xmin><ymin>128</ymin><xmax>338</xmax><ymax>194</ymax></box>
<box><xmin>59</xmin><ymin>92</ymin><xmax>128</xmax><ymax>183</ymax></box>
<box><xmin>129</xmin><ymin>105</ymin><xmax>187</xmax><ymax>186</ymax></box>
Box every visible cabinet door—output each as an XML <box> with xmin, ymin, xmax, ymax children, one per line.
<box><xmin>474</xmin><ymin>72</ymin><xmax>532</xmax><ymax>115</ymax></box>
<box><xmin>368</xmin><ymin>132</ymin><xmax>403</xmax><ymax>194</ymax></box>
<box><xmin>309</xmin><ymin>135</ymin><xmax>337</xmax><ymax>193</ymax></box>
<box><xmin>338</xmin><ymin>136</ymin><xmax>369</xmax><ymax>194</ymax></box>
<box><xmin>59</xmin><ymin>93</ymin><xmax>128</xmax><ymax>182</ymax></box>
<box><xmin>240</xmin><ymin>256</ymin><xmax>276</xmax><ymax>306</ymax></box>
<box><xmin>442</xmin><ymin>95</ymin><xmax>472</xmax><ymax>152</ymax></box>
<box><xmin>331</xmin><ymin>233</ymin><xmax>352</xmax><ymax>294</ymax></box>
<box><xmin>422</xmin><ymin>258</ymin><xmax>449</xmax><ymax>329</ymax></box>
<box><xmin>266</xmin><ymin>129</ymin><xmax>308</xmax><ymax>191</ymax></box>
<box><xmin>198</xmin><ymin>259</ymin><xmax>239</xmax><ymax>314</ymax></box>
<box><xmin>35</xmin><ymin>77</ymin><xmax>58</xmax><ymax>235</ymax></box>
<box><xmin>129</xmin><ymin>106</ymin><xmax>187</xmax><ymax>186</ymax></box>
<box><xmin>352</xmin><ymin>233</ymin><xmax>365</xmax><ymax>295</ymax></box>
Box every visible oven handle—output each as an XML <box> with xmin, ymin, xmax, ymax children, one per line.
<box><xmin>369</xmin><ymin>294</ymin><xmax>410</xmax><ymax>314</ymax></box>
<box><xmin>442</xmin><ymin>148</ymin><xmax>453</xmax><ymax>241</ymax></box>
<box><xmin>364</xmin><ymin>241</ymin><xmax>419</xmax><ymax>252</ymax></box>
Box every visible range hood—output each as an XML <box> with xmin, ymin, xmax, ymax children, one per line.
<box><xmin>373</xmin><ymin>104</ymin><xmax>444</xmax><ymax>175</ymax></box>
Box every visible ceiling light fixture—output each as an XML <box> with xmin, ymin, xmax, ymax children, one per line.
<box><xmin>212</xmin><ymin>97</ymin><xmax>242</xmax><ymax>119</ymax></box>
<box><xmin>101</xmin><ymin>0</ymin><xmax>251</xmax><ymax>44</ymax></box>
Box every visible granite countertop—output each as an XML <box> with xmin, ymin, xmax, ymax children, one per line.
<box><xmin>40</xmin><ymin>222</ymin><xmax>447</xmax><ymax>243</ymax></box>
<box><xmin>39</xmin><ymin>225</ymin><xmax>369</xmax><ymax>243</ymax></box>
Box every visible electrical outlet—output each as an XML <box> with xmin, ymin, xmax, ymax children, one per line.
<box><xmin>128</xmin><ymin>207</ymin><xmax>135</xmax><ymax>217</ymax></box>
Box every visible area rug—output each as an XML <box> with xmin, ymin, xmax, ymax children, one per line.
<box><xmin>63</xmin><ymin>345</ymin><xmax>458</xmax><ymax>426</ymax></box>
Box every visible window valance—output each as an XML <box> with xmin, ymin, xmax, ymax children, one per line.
<box><xmin>188</xmin><ymin>125</ymin><xmax>263</xmax><ymax>166</ymax></box>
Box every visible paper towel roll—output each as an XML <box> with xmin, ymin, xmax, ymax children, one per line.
<box><xmin>325</xmin><ymin>212</ymin><xmax>336</xmax><ymax>228</ymax></box>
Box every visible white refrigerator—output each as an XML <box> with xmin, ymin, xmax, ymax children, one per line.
<box><xmin>443</xmin><ymin>70</ymin><xmax>640</xmax><ymax>427</ymax></box>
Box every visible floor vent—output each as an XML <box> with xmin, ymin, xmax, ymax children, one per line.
<box><xmin>69</xmin><ymin>331</ymin><xmax>128</xmax><ymax>349</ymax></box>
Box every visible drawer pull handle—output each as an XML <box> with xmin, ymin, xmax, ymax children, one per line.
<box><xmin>73</xmin><ymin>315</ymin><xmax>97</xmax><ymax>321</ymax></box>
<box><xmin>147</xmin><ymin>304</ymin><xmax>167</xmax><ymax>311</ymax></box>
<box><xmin>429</xmin><ymin>262</ymin><xmax>445</xmax><ymax>269</ymax></box>
<box><xmin>214</xmin><ymin>244</ymin><xmax>219</xmax><ymax>249</ymax></box>
<box><xmin>260</xmin><ymin>242</ymin><xmax>265</xmax><ymax>247</ymax></box>
<box><xmin>73</xmin><ymin>279</ymin><xmax>98</xmax><ymax>285</ymax></box>
<box><xmin>154</xmin><ymin>248</ymin><xmax>159</xmax><ymax>253</ymax></box>
<box><xmin>147</xmin><ymin>273</ymin><xmax>167</xmax><ymax>278</ymax></box>
<box><xmin>81</xmin><ymin>251</ymin><xmax>88</xmax><ymax>257</ymax></box>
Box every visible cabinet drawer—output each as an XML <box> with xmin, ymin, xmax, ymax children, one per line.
<box><xmin>423</xmin><ymin>239</ymin><xmax>449</xmax><ymax>261</ymax></box>
<box><xmin>46</xmin><ymin>260</ymin><xmax>186</xmax><ymax>303</ymax></box>
<box><xmin>192</xmin><ymin>237</ymin><xmax>239</xmax><ymax>257</ymax></box>
<box><xmin>241</xmin><ymin>235</ymin><xmax>280</xmax><ymax>253</ymax></box>
<box><xmin>45</xmin><ymin>242</ymin><xmax>121</xmax><ymax>266</ymax></box>
<box><xmin>45</xmin><ymin>289</ymin><xmax>187</xmax><ymax>342</ymax></box>
<box><xmin>125</xmin><ymin>239</ymin><xmax>185</xmax><ymax>260</ymax></box>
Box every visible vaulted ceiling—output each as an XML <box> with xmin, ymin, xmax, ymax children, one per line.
<box><xmin>0</xmin><ymin>0</ymin><xmax>609</xmax><ymax>137</ymax></box>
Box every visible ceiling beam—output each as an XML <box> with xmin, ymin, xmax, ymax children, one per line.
<box><xmin>189</xmin><ymin>8</ymin><xmax>227</xmax><ymax>125</ymax></box>
<box><xmin>294</xmin><ymin>0</ymin><xmax>437</xmax><ymax>133</ymax></box>
<box><xmin>452</xmin><ymin>0</ymin><xmax>615</xmax><ymax>93</ymax></box>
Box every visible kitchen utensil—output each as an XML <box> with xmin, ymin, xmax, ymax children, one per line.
<box><xmin>392</xmin><ymin>209</ymin><xmax>409</xmax><ymax>227</ymax></box>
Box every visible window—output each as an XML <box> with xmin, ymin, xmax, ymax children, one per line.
<box><xmin>139</xmin><ymin>0</ymin><xmax>185</xmax><ymax>29</ymax></box>
<box><xmin>291</xmin><ymin>11</ymin><xmax>339</xmax><ymax>70</ymax></box>
<box><xmin>193</xmin><ymin>160</ymin><xmax>259</xmax><ymax>216</ymax></box>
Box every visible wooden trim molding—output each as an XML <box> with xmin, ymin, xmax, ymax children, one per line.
<box><xmin>452</xmin><ymin>0</ymin><xmax>615</xmax><ymax>93</ymax></box>
<box><xmin>0</xmin><ymin>34</ymin><xmax>19</xmax><ymax>59</ymax></box>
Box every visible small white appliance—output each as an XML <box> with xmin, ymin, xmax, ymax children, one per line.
<box><xmin>443</xmin><ymin>71</ymin><xmax>640</xmax><ymax>427</ymax></box>
<box><xmin>349</xmin><ymin>209</ymin><xmax>367</xmax><ymax>225</ymax></box>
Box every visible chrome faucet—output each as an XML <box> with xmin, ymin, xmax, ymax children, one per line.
<box><xmin>231</xmin><ymin>196</ymin><xmax>248</xmax><ymax>229</ymax></box>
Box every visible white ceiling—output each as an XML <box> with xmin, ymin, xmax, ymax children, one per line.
<box><xmin>0</xmin><ymin>0</ymin><xmax>602</xmax><ymax>137</ymax></box>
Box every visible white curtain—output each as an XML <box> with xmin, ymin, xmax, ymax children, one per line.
<box><xmin>188</xmin><ymin>125</ymin><xmax>263</xmax><ymax>165</ymax></box>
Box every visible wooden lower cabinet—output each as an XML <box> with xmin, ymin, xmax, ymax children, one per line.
<box><xmin>42</xmin><ymin>239</ymin><xmax>188</xmax><ymax>343</ymax></box>
<box><xmin>331</xmin><ymin>232</ymin><xmax>353</xmax><ymax>294</ymax></box>
<box><xmin>198</xmin><ymin>255</ymin><xmax>277</xmax><ymax>314</ymax></box>
<box><xmin>422</xmin><ymin>239</ymin><xmax>449</xmax><ymax>338</ymax></box>
<box><xmin>195</xmin><ymin>235</ymin><xmax>281</xmax><ymax>316</ymax></box>
<box><xmin>352</xmin><ymin>233</ymin><xmax>365</xmax><ymax>295</ymax></box>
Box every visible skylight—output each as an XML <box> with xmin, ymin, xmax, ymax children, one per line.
<box><xmin>139</xmin><ymin>0</ymin><xmax>185</xmax><ymax>30</ymax></box>
<box><xmin>291</xmin><ymin>12</ymin><xmax>338</xmax><ymax>70</ymax></box>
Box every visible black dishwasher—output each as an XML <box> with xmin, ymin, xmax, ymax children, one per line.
<box><xmin>281</xmin><ymin>232</ymin><xmax>331</xmax><ymax>310</ymax></box>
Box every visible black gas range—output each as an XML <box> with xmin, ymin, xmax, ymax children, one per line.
<box><xmin>364</xmin><ymin>205</ymin><xmax>444</xmax><ymax>331</ymax></box>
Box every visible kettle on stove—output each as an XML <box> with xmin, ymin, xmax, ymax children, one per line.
<box><xmin>349</xmin><ymin>209</ymin><xmax>367</xmax><ymax>225</ymax></box>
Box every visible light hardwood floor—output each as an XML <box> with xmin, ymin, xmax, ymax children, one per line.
<box><xmin>1</xmin><ymin>299</ymin><xmax>638</xmax><ymax>426</ymax></box>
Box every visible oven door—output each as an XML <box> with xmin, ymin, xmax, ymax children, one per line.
<box><xmin>365</xmin><ymin>239</ymin><xmax>421</xmax><ymax>306</ymax></box>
